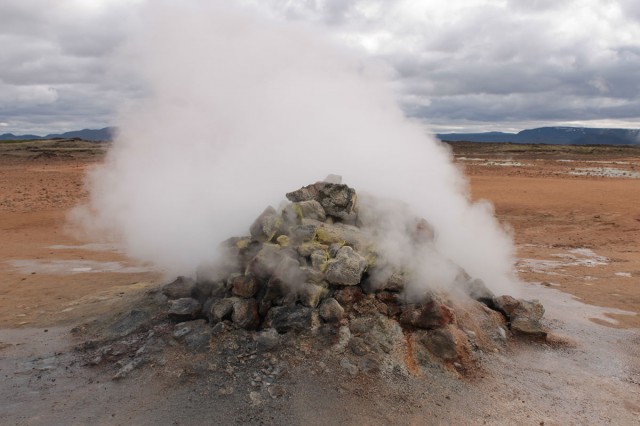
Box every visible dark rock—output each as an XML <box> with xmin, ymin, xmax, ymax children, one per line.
<box><xmin>268</xmin><ymin>305</ymin><xmax>316</xmax><ymax>334</ymax></box>
<box><xmin>318</xmin><ymin>298</ymin><xmax>344</xmax><ymax>322</ymax></box>
<box><xmin>325</xmin><ymin>246</ymin><xmax>367</xmax><ymax>286</ymax></box>
<box><xmin>229</xmin><ymin>273</ymin><xmax>260</xmax><ymax>298</ymax></box>
<box><xmin>249</xmin><ymin>206</ymin><xmax>283</xmax><ymax>242</ymax></box>
<box><xmin>399</xmin><ymin>301</ymin><xmax>456</xmax><ymax>330</ymax></box>
<box><xmin>209</xmin><ymin>298</ymin><xmax>237</xmax><ymax>323</ymax></box>
<box><xmin>316</xmin><ymin>182</ymin><xmax>357</xmax><ymax>220</ymax></box>
<box><xmin>162</xmin><ymin>276</ymin><xmax>196</xmax><ymax>300</ymax></box>
<box><xmin>232</xmin><ymin>299</ymin><xmax>260</xmax><ymax>330</ymax></box>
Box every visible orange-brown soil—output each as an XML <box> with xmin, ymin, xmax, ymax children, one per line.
<box><xmin>0</xmin><ymin>141</ymin><xmax>638</xmax><ymax>329</ymax></box>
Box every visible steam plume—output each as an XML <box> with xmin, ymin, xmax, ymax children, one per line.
<box><xmin>72</xmin><ymin>2</ymin><xmax>518</xmax><ymax>295</ymax></box>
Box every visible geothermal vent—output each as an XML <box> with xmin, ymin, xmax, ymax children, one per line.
<box><xmin>84</xmin><ymin>178</ymin><xmax>547</xmax><ymax>383</ymax></box>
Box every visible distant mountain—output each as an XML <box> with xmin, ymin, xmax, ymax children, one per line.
<box><xmin>0</xmin><ymin>127</ymin><xmax>115</xmax><ymax>142</ymax></box>
<box><xmin>438</xmin><ymin>127</ymin><xmax>640</xmax><ymax>145</ymax></box>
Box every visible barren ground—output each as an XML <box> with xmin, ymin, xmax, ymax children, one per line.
<box><xmin>1</xmin><ymin>140</ymin><xmax>639</xmax><ymax>425</ymax></box>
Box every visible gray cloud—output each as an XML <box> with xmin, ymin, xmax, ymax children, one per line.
<box><xmin>1</xmin><ymin>0</ymin><xmax>639</xmax><ymax>134</ymax></box>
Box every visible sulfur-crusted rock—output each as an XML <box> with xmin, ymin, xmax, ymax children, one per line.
<box><xmin>250</xmin><ymin>206</ymin><xmax>282</xmax><ymax>242</ymax></box>
<box><xmin>325</xmin><ymin>246</ymin><xmax>367</xmax><ymax>286</ymax></box>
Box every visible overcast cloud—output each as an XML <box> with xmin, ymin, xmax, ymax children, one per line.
<box><xmin>1</xmin><ymin>0</ymin><xmax>639</xmax><ymax>134</ymax></box>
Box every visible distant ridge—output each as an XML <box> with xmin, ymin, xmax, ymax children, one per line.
<box><xmin>438</xmin><ymin>127</ymin><xmax>640</xmax><ymax>145</ymax></box>
<box><xmin>0</xmin><ymin>127</ymin><xmax>115</xmax><ymax>142</ymax></box>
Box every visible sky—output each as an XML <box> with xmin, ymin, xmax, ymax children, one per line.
<box><xmin>1</xmin><ymin>0</ymin><xmax>639</xmax><ymax>135</ymax></box>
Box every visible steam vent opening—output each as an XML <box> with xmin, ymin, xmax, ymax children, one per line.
<box><xmin>86</xmin><ymin>177</ymin><xmax>549</xmax><ymax>385</ymax></box>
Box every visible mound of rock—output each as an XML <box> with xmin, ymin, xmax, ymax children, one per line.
<box><xmin>159</xmin><ymin>178</ymin><xmax>546</xmax><ymax>376</ymax></box>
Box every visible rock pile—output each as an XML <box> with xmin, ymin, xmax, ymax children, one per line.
<box><xmin>161</xmin><ymin>178</ymin><xmax>547</xmax><ymax>373</ymax></box>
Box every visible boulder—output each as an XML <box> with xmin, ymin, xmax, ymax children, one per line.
<box><xmin>325</xmin><ymin>246</ymin><xmax>367</xmax><ymax>286</ymax></box>
<box><xmin>286</xmin><ymin>182</ymin><xmax>357</xmax><ymax>220</ymax></box>
<box><xmin>318</xmin><ymin>298</ymin><xmax>344</xmax><ymax>322</ymax></box>
<box><xmin>246</xmin><ymin>244</ymin><xmax>284</xmax><ymax>281</ymax></box>
<box><xmin>419</xmin><ymin>326</ymin><xmax>470</xmax><ymax>362</ymax></box>
<box><xmin>310</xmin><ymin>250</ymin><xmax>329</xmax><ymax>271</ymax></box>
<box><xmin>493</xmin><ymin>296</ymin><xmax>546</xmax><ymax>337</ymax></box>
<box><xmin>268</xmin><ymin>305</ymin><xmax>317</xmax><ymax>334</ymax></box>
<box><xmin>162</xmin><ymin>276</ymin><xmax>196</xmax><ymax>300</ymax></box>
<box><xmin>192</xmin><ymin>280</ymin><xmax>226</xmax><ymax>302</ymax></box>
<box><xmin>168</xmin><ymin>298</ymin><xmax>202</xmax><ymax>321</ymax></box>
<box><xmin>283</xmin><ymin>200</ymin><xmax>326</xmax><ymax>222</ymax></box>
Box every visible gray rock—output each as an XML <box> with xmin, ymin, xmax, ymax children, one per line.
<box><xmin>318</xmin><ymin>298</ymin><xmax>344</xmax><ymax>323</ymax></box>
<box><xmin>289</xmin><ymin>223</ymin><xmax>318</xmax><ymax>243</ymax></box>
<box><xmin>168</xmin><ymin>298</ymin><xmax>201</xmax><ymax>321</ymax></box>
<box><xmin>209</xmin><ymin>298</ymin><xmax>237</xmax><ymax>323</ymax></box>
<box><xmin>268</xmin><ymin>305</ymin><xmax>316</xmax><ymax>333</ymax></box>
<box><xmin>325</xmin><ymin>246</ymin><xmax>367</xmax><ymax>286</ymax></box>
<box><xmin>298</xmin><ymin>283</ymin><xmax>326</xmax><ymax>308</ymax></box>
<box><xmin>493</xmin><ymin>295</ymin><xmax>546</xmax><ymax>338</ymax></box>
<box><xmin>232</xmin><ymin>298</ymin><xmax>260</xmax><ymax>330</ymax></box>
<box><xmin>162</xmin><ymin>276</ymin><xmax>196</xmax><ymax>300</ymax></box>
<box><xmin>297</xmin><ymin>241</ymin><xmax>329</xmax><ymax>257</ymax></box>
<box><xmin>249</xmin><ymin>206</ymin><xmax>282</xmax><ymax>242</ymax></box>
<box><xmin>348</xmin><ymin>337</ymin><xmax>369</xmax><ymax>356</ymax></box>
<box><xmin>286</xmin><ymin>182</ymin><xmax>357</xmax><ymax>220</ymax></box>
<box><xmin>229</xmin><ymin>273</ymin><xmax>259</xmax><ymax>298</ymax></box>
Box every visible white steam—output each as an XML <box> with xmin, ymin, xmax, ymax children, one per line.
<box><xmin>73</xmin><ymin>2</ymin><xmax>518</xmax><ymax>295</ymax></box>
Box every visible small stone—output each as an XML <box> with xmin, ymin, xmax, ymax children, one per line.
<box><xmin>168</xmin><ymin>298</ymin><xmax>201</xmax><ymax>321</ymax></box>
<box><xmin>268</xmin><ymin>385</ymin><xmax>286</xmax><ymax>399</ymax></box>
<box><xmin>319</xmin><ymin>298</ymin><xmax>344</xmax><ymax>323</ymax></box>
<box><xmin>339</xmin><ymin>357</ymin><xmax>358</xmax><ymax>376</ymax></box>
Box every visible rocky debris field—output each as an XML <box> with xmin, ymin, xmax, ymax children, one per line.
<box><xmin>79</xmin><ymin>179</ymin><xmax>548</xmax><ymax>392</ymax></box>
